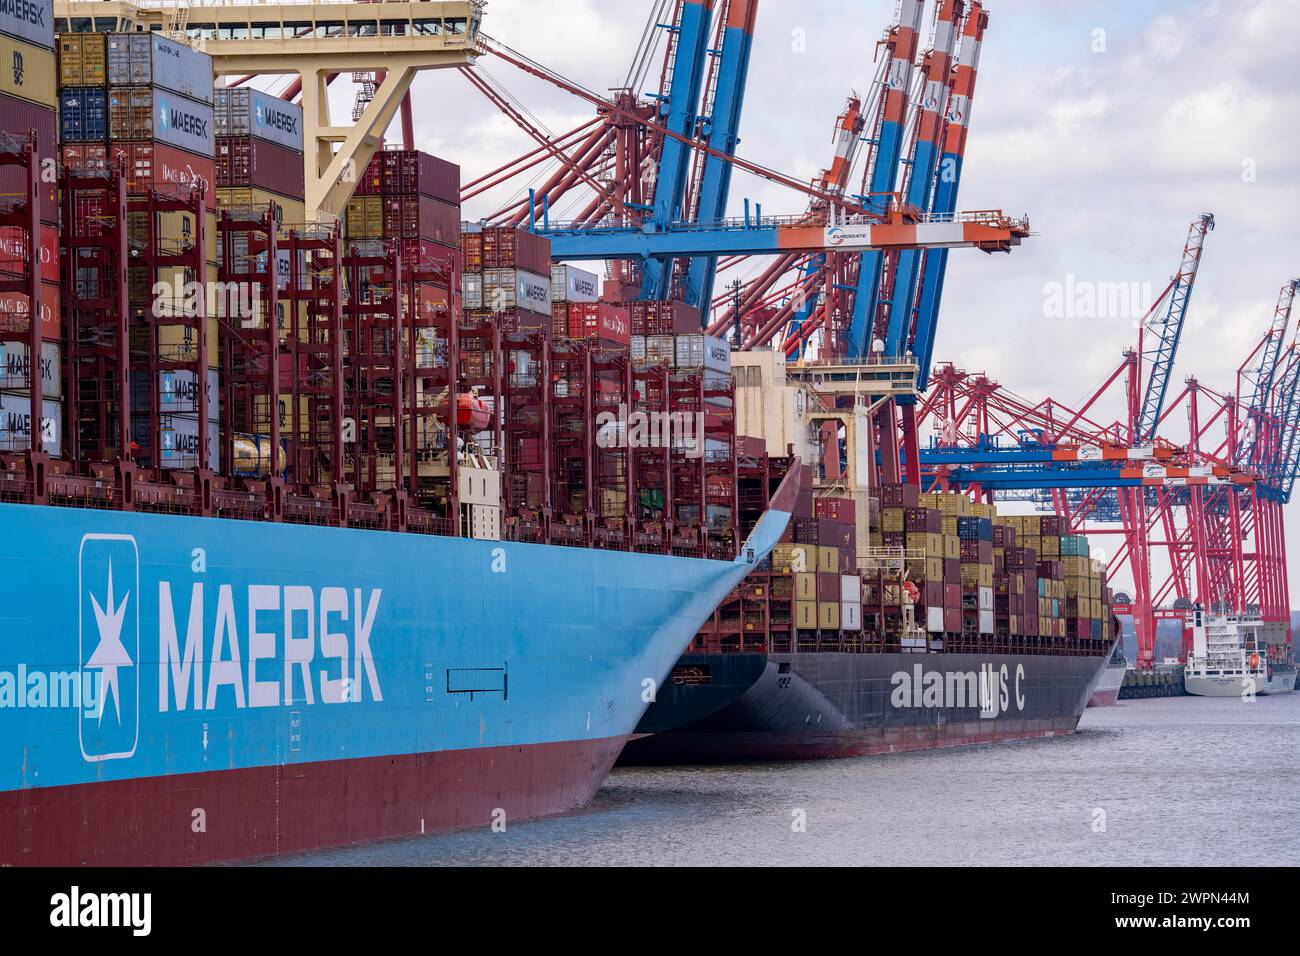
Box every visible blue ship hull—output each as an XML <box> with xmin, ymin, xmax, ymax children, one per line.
<box><xmin>0</xmin><ymin>486</ymin><xmax>795</xmax><ymax>864</ymax></box>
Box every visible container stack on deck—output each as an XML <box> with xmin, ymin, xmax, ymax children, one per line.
<box><xmin>1</xmin><ymin>7</ymin><xmax>58</xmax><ymax>454</ymax></box>
<box><xmin>693</xmin><ymin>472</ymin><xmax>1116</xmax><ymax>655</ymax></box>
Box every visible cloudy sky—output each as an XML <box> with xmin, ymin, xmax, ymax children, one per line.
<box><xmin>373</xmin><ymin>0</ymin><xmax>1300</xmax><ymax>599</ymax></box>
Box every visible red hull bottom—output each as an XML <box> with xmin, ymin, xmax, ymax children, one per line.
<box><xmin>1088</xmin><ymin>688</ymin><xmax>1122</xmax><ymax>707</ymax></box>
<box><xmin>624</xmin><ymin>717</ymin><xmax>1081</xmax><ymax>764</ymax></box>
<box><xmin>0</xmin><ymin>736</ymin><xmax>628</xmax><ymax>866</ymax></box>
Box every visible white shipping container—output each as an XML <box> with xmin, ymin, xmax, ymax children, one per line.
<box><xmin>674</xmin><ymin>333</ymin><xmax>731</xmax><ymax>373</ymax></box>
<box><xmin>550</xmin><ymin>264</ymin><xmax>599</xmax><ymax>303</ymax></box>
<box><xmin>483</xmin><ymin>268</ymin><xmax>550</xmax><ymax>316</ymax></box>
<box><xmin>158</xmin><ymin>413</ymin><xmax>218</xmax><ymax>470</ymax></box>
<box><xmin>462</xmin><ymin>273</ymin><xmax>483</xmax><ymax>310</ymax></box>
<box><xmin>0</xmin><ymin>392</ymin><xmax>60</xmax><ymax>455</ymax></box>
<box><xmin>979</xmin><ymin>586</ymin><xmax>994</xmax><ymax>611</ymax></box>
<box><xmin>927</xmin><ymin>606</ymin><xmax>945</xmax><ymax>633</ymax></box>
<box><xmin>978</xmin><ymin>610</ymin><xmax>995</xmax><ymax>636</ymax></box>
<box><xmin>630</xmin><ymin>335</ymin><xmax>647</xmax><ymax>361</ymax></box>
<box><xmin>840</xmin><ymin>574</ymin><xmax>861</xmax><ymax>604</ymax></box>
<box><xmin>842</xmin><ymin>602</ymin><xmax>862</xmax><ymax>631</ymax></box>
<box><xmin>159</xmin><ymin>368</ymin><xmax>220</xmax><ymax>420</ymax></box>
<box><xmin>645</xmin><ymin>334</ymin><xmax>675</xmax><ymax>365</ymax></box>
<box><xmin>0</xmin><ymin>340</ymin><xmax>60</xmax><ymax>398</ymax></box>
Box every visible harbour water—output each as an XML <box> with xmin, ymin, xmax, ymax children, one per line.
<box><xmin>261</xmin><ymin>693</ymin><xmax>1300</xmax><ymax>867</ymax></box>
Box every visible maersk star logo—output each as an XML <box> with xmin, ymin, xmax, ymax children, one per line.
<box><xmin>159</xmin><ymin>101</ymin><xmax>169</xmax><ymax>129</ymax></box>
<box><xmin>86</xmin><ymin>562</ymin><xmax>131</xmax><ymax>726</ymax></box>
<box><xmin>79</xmin><ymin>535</ymin><xmax>140</xmax><ymax>762</ymax></box>
<box><xmin>256</xmin><ymin>103</ymin><xmax>265</xmax><ymax>126</ymax></box>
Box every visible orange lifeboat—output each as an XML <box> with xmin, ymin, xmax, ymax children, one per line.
<box><xmin>457</xmin><ymin>393</ymin><xmax>492</xmax><ymax>430</ymax></box>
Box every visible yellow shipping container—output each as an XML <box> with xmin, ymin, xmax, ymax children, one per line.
<box><xmin>795</xmin><ymin>601</ymin><xmax>817</xmax><ymax>630</ymax></box>
<box><xmin>345</xmin><ymin>195</ymin><xmax>385</xmax><ymax>239</ymax></box>
<box><xmin>1</xmin><ymin>36</ymin><xmax>56</xmax><ymax>108</ymax></box>
<box><xmin>924</xmin><ymin>532</ymin><xmax>943</xmax><ymax>557</ymax></box>
<box><xmin>219</xmin><ymin>188</ymin><xmax>308</xmax><ymax>228</ymax></box>
<box><xmin>773</xmin><ymin>543</ymin><xmax>813</xmax><ymax>572</ymax></box>
<box><xmin>58</xmin><ymin>32</ymin><xmax>107</xmax><ymax>87</ymax></box>
<box><xmin>158</xmin><ymin>317</ymin><xmax>222</xmax><ymax>371</ymax></box>
<box><xmin>818</xmin><ymin>602</ymin><xmax>840</xmax><ymax>630</ymax></box>
<box><xmin>882</xmin><ymin>508</ymin><xmax>905</xmax><ymax>533</ymax></box>
<box><xmin>941</xmin><ymin>515</ymin><xmax>958</xmax><ymax>537</ymax></box>
<box><xmin>1040</xmin><ymin>536</ymin><xmax>1060</xmax><ymax>558</ymax></box>
<box><xmin>944</xmin><ymin>536</ymin><xmax>961</xmax><ymax>560</ymax></box>
<box><xmin>795</xmin><ymin>573</ymin><xmax>817</xmax><ymax>601</ymax></box>
<box><xmin>817</xmin><ymin>546</ymin><xmax>839</xmax><ymax>573</ymax></box>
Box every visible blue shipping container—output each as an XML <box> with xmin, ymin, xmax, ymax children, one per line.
<box><xmin>59</xmin><ymin>86</ymin><xmax>108</xmax><ymax>142</ymax></box>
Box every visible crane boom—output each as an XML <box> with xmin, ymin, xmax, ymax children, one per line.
<box><xmin>1236</xmin><ymin>278</ymin><xmax>1299</xmax><ymax>470</ymax></box>
<box><xmin>1134</xmin><ymin>213</ymin><xmax>1215</xmax><ymax>442</ymax></box>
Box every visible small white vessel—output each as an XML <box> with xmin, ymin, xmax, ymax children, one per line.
<box><xmin>1183</xmin><ymin>610</ymin><xmax>1269</xmax><ymax>698</ymax></box>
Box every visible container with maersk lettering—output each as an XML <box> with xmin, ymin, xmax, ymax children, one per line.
<box><xmin>0</xmin><ymin>392</ymin><xmax>60</xmax><ymax>455</ymax></box>
<box><xmin>551</xmin><ymin>264</ymin><xmax>599</xmax><ymax>304</ymax></box>
<box><xmin>0</xmin><ymin>33</ymin><xmax>56</xmax><ymax>107</ymax></box>
<box><xmin>0</xmin><ymin>339</ymin><xmax>59</xmax><ymax>397</ymax></box>
<box><xmin>674</xmin><ymin>333</ymin><xmax>731</xmax><ymax>374</ymax></box>
<box><xmin>108</xmin><ymin>87</ymin><xmax>214</xmax><ymax>157</ymax></box>
<box><xmin>214</xmin><ymin>87</ymin><xmax>303</xmax><ymax>152</ymax></box>
<box><xmin>483</xmin><ymin>267</ymin><xmax>550</xmax><ymax>317</ymax></box>
<box><xmin>105</xmin><ymin>33</ymin><xmax>213</xmax><ymax>104</ymax></box>
<box><xmin>0</xmin><ymin>0</ymin><xmax>53</xmax><ymax>50</ymax></box>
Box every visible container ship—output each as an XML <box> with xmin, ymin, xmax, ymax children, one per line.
<box><xmin>0</xmin><ymin>10</ymin><xmax>803</xmax><ymax>865</ymax></box>
<box><xmin>1183</xmin><ymin>609</ymin><xmax>1296</xmax><ymax>697</ymax></box>
<box><xmin>621</xmin><ymin>354</ymin><xmax>1118</xmax><ymax>765</ymax></box>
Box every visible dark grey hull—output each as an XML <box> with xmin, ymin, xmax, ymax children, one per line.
<box><xmin>623</xmin><ymin>649</ymin><xmax>1112</xmax><ymax>764</ymax></box>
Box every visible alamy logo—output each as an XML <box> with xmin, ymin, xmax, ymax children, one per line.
<box><xmin>79</xmin><ymin>535</ymin><xmax>140</xmax><ymax>762</ymax></box>
<box><xmin>890</xmin><ymin>663</ymin><xmax>1026</xmax><ymax>719</ymax></box>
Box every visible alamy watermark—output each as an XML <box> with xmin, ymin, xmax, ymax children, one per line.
<box><xmin>595</xmin><ymin>404</ymin><xmax>706</xmax><ymax>459</ymax></box>
<box><xmin>1043</xmin><ymin>274</ymin><xmax>1156</xmax><ymax>325</ymax></box>
<box><xmin>153</xmin><ymin>277</ymin><xmax>264</xmax><ymax>328</ymax></box>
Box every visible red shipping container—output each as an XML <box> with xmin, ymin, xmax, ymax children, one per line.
<box><xmin>815</xmin><ymin>497</ymin><xmax>856</xmax><ymax>522</ymax></box>
<box><xmin>0</xmin><ymin>95</ymin><xmax>58</xmax><ymax>222</ymax></box>
<box><xmin>737</xmin><ymin>435</ymin><xmax>766</xmax><ymax>458</ymax></box>
<box><xmin>60</xmin><ymin>142</ymin><xmax>108</xmax><ymax>174</ymax></box>
<box><xmin>461</xmin><ymin>232</ymin><xmax>483</xmax><ymax>272</ymax></box>
<box><xmin>482</xmin><ymin>226</ymin><xmax>550</xmax><ymax>273</ymax></box>
<box><xmin>404</xmin><ymin>281</ymin><xmax>450</xmax><ymax>323</ymax></box>
<box><xmin>567</xmin><ymin>302</ymin><xmax>630</xmax><ymax>346</ymax></box>
<box><xmin>381</xmin><ymin>195</ymin><xmax>459</xmax><ymax>245</ymax></box>
<box><xmin>0</xmin><ymin>280</ymin><xmax>61</xmax><ymax>339</ymax></box>
<box><xmin>108</xmin><ymin>142</ymin><xmax>216</xmax><ymax>210</ymax></box>
<box><xmin>380</xmin><ymin>149</ymin><xmax>459</xmax><ymax>204</ymax></box>
<box><xmin>943</xmin><ymin>608</ymin><xmax>961</xmax><ymax>633</ymax></box>
<box><xmin>355</xmin><ymin>153</ymin><xmax>383</xmax><ymax>196</ymax></box>
<box><xmin>0</xmin><ymin>223</ymin><xmax>59</xmax><ymax>284</ymax></box>
<box><xmin>215</xmin><ymin>136</ymin><xmax>304</xmax><ymax>199</ymax></box>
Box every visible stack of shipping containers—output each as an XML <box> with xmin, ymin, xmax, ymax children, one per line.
<box><xmin>214</xmin><ymin>86</ymin><xmax>305</xmax><ymax>450</ymax></box>
<box><xmin>458</xmin><ymin>221</ymin><xmax>551</xmax><ymax>332</ymax></box>
<box><xmin>0</xmin><ymin>1</ymin><xmax>59</xmax><ymax>453</ymax></box>
<box><xmin>56</xmin><ymin>30</ymin><xmax>218</xmax><ymax>469</ymax></box>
